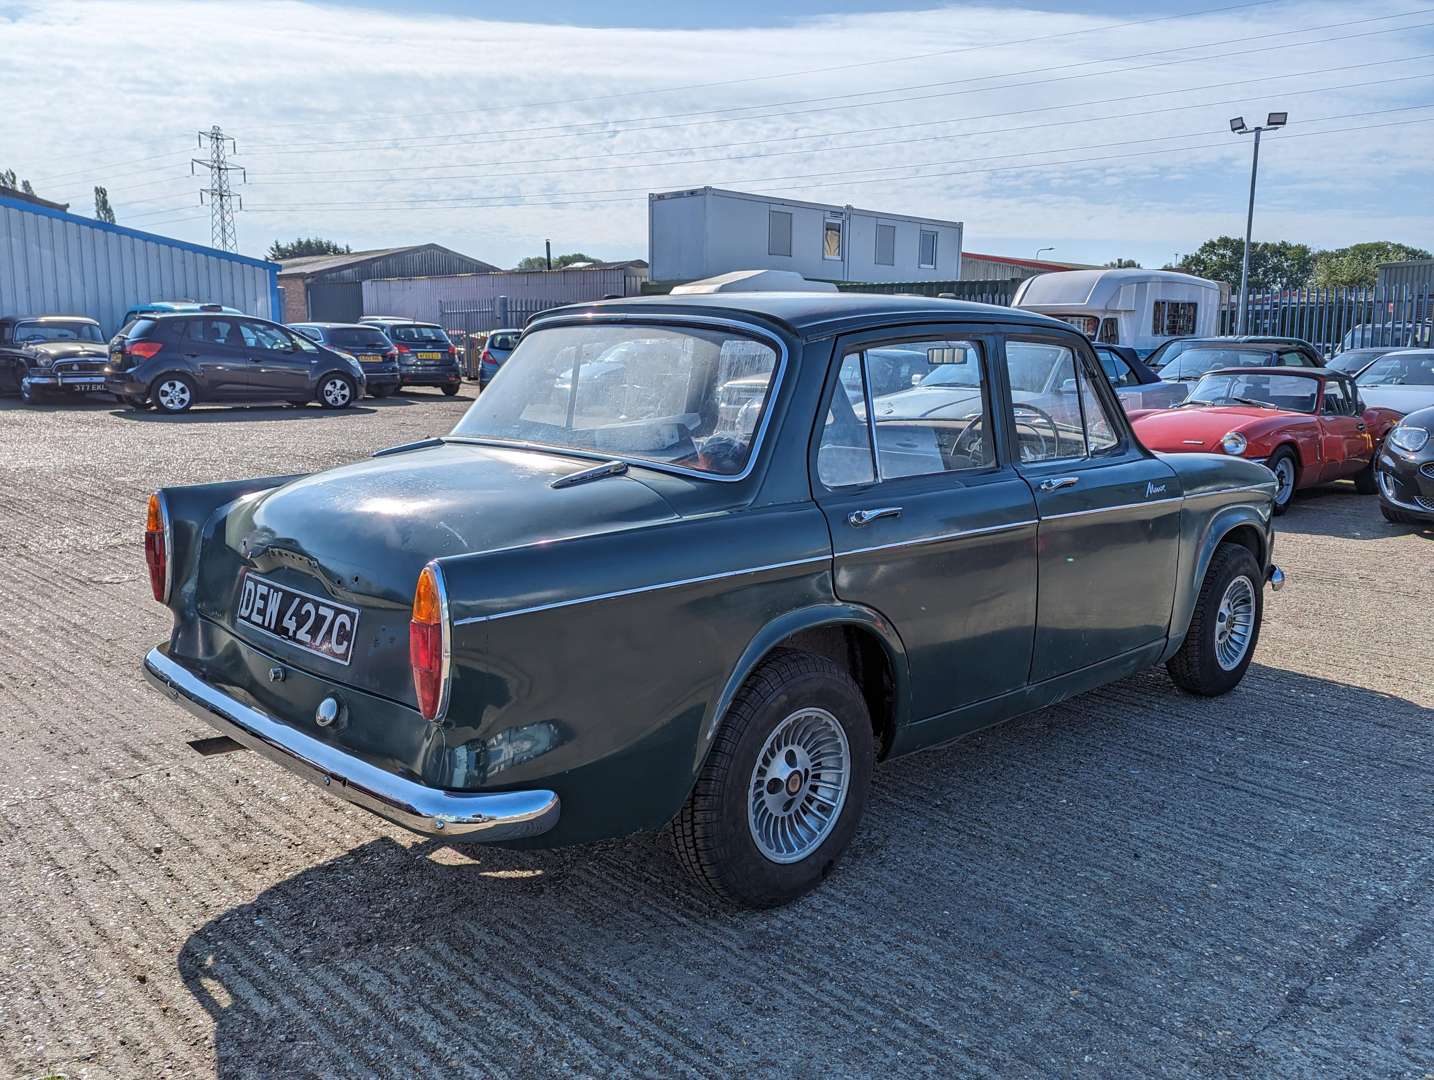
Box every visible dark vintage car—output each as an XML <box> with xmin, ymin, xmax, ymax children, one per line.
<box><xmin>106</xmin><ymin>313</ymin><xmax>367</xmax><ymax>413</ymax></box>
<box><xmin>1129</xmin><ymin>368</ymin><xmax>1402</xmax><ymax>514</ymax></box>
<box><xmin>1375</xmin><ymin>404</ymin><xmax>1434</xmax><ymax>524</ymax></box>
<box><xmin>289</xmin><ymin>322</ymin><xmax>402</xmax><ymax>398</ymax></box>
<box><xmin>0</xmin><ymin>315</ymin><xmax>112</xmax><ymax>402</ymax></box>
<box><xmin>140</xmin><ymin>292</ymin><xmax>1284</xmax><ymax>908</ymax></box>
<box><xmin>359</xmin><ymin>317</ymin><xmax>463</xmax><ymax>394</ymax></box>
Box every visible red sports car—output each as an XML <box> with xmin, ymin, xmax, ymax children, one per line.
<box><xmin>1130</xmin><ymin>367</ymin><xmax>1402</xmax><ymax>514</ymax></box>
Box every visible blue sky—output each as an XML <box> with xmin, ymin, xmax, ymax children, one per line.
<box><xmin>4</xmin><ymin>0</ymin><xmax>1431</xmax><ymax>269</ymax></box>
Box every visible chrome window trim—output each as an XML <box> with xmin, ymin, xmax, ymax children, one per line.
<box><xmin>453</xmin><ymin>555</ymin><xmax>829</xmax><ymax>626</ymax></box>
<box><xmin>841</xmin><ymin>519</ymin><xmax>1037</xmax><ymax>557</ymax></box>
<box><xmin>1041</xmin><ymin>495</ymin><xmax>1186</xmax><ymax>521</ymax></box>
<box><xmin>490</xmin><ymin>312</ymin><xmax>790</xmax><ymax>484</ymax></box>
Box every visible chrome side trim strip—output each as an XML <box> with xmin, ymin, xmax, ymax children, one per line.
<box><xmin>142</xmin><ymin>645</ymin><xmax>559</xmax><ymax>840</ymax></box>
<box><xmin>841</xmin><ymin>519</ymin><xmax>1037</xmax><ymax>557</ymax></box>
<box><xmin>453</xmin><ymin>555</ymin><xmax>831</xmax><ymax>626</ymax></box>
<box><xmin>1041</xmin><ymin>494</ymin><xmax>1186</xmax><ymax>521</ymax></box>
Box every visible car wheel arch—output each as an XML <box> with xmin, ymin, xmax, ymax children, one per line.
<box><xmin>696</xmin><ymin>604</ymin><xmax>910</xmax><ymax>777</ymax></box>
<box><xmin>1168</xmin><ymin>507</ymin><xmax>1269</xmax><ymax>658</ymax></box>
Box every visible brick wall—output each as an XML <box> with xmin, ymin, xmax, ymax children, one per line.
<box><xmin>278</xmin><ymin>275</ymin><xmax>309</xmax><ymax>322</ymax></box>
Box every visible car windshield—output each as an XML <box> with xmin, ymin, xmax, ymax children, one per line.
<box><xmin>489</xmin><ymin>332</ymin><xmax>520</xmax><ymax>350</ymax></box>
<box><xmin>327</xmin><ymin>328</ymin><xmax>391</xmax><ymax>350</ymax></box>
<box><xmin>1187</xmin><ymin>373</ymin><xmax>1319</xmax><ymax>412</ymax></box>
<box><xmin>1356</xmin><ymin>351</ymin><xmax>1434</xmax><ymax>386</ymax></box>
<box><xmin>1160</xmin><ymin>347</ymin><xmax>1274</xmax><ymax>379</ymax></box>
<box><xmin>1326</xmin><ymin>349</ymin><xmax>1387</xmax><ymax>374</ymax></box>
<box><xmin>448</xmin><ymin>324</ymin><xmax>780</xmax><ymax>477</ymax></box>
<box><xmin>14</xmin><ymin>320</ymin><xmax>103</xmax><ymax>344</ymax></box>
<box><xmin>390</xmin><ymin>325</ymin><xmax>450</xmax><ymax>344</ymax></box>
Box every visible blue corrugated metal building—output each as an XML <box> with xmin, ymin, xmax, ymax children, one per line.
<box><xmin>0</xmin><ymin>189</ymin><xmax>280</xmax><ymax>335</ymax></box>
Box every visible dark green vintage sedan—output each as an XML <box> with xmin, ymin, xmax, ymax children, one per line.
<box><xmin>142</xmin><ymin>292</ymin><xmax>1285</xmax><ymax>908</ymax></box>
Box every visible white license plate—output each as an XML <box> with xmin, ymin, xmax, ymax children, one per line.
<box><xmin>417</xmin><ymin>351</ymin><xmax>443</xmax><ymax>360</ymax></box>
<box><xmin>235</xmin><ymin>571</ymin><xmax>360</xmax><ymax>665</ymax></box>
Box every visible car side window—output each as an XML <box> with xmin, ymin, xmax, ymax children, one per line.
<box><xmin>1097</xmin><ymin>349</ymin><xmax>1137</xmax><ymax>388</ymax></box>
<box><xmin>293</xmin><ymin>326</ymin><xmax>322</xmax><ymax>342</ymax></box>
<box><xmin>1004</xmin><ymin>340</ymin><xmax>1120</xmax><ymax>462</ymax></box>
<box><xmin>817</xmin><ymin>353</ymin><xmax>876</xmax><ymax>488</ymax></box>
<box><xmin>239</xmin><ymin>321</ymin><xmax>294</xmax><ymax>351</ymax></box>
<box><xmin>864</xmin><ymin>339</ymin><xmax>992</xmax><ymax>479</ymax></box>
<box><xmin>185</xmin><ymin>318</ymin><xmax>237</xmax><ymax>346</ymax></box>
<box><xmin>1322</xmin><ymin>380</ymin><xmax>1350</xmax><ymax>415</ymax></box>
<box><xmin>1280</xmin><ymin>350</ymin><xmax>1311</xmax><ymax>368</ymax></box>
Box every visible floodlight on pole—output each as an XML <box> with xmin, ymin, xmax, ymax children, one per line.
<box><xmin>1230</xmin><ymin>110</ymin><xmax>1287</xmax><ymax>335</ymax></box>
<box><xmin>1036</xmin><ymin>246</ymin><xmax>1055</xmax><ymax>260</ymax></box>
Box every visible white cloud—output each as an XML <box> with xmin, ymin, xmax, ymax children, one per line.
<box><xmin>4</xmin><ymin>0</ymin><xmax>1432</xmax><ymax>268</ymax></box>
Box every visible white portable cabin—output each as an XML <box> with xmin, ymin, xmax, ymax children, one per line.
<box><xmin>1012</xmin><ymin>269</ymin><xmax>1221</xmax><ymax>355</ymax></box>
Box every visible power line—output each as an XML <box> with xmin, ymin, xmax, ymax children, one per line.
<box><xmin>240</xmin><ymin>111</ymin><xmax>1434</xmax><ymax>213</ymax></box>
<box><xmin>243</xmin><ymin>10</ymin><xmax>1434</xmax><ymax>155</ymax></box>
<box><xmin>30</xmin><ymin>146</ymin><xmax>194</xmax><ymax>185</ymax></box>
<box><xmin>245</xmin><ymin>71</ymin><xmax>1434</xmax><ymax>190</ymax></box>
<box><xmin>253</xmin><ymin>0</ymin><xmax>1288</xmax><ymax>131</ymax></box>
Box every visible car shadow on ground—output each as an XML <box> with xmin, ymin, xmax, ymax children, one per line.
<box><xmin>1278</xmin><ymin>485</ymin><xmax>1433</xmax><ymax>541</ymax></box>
<box><xmin>176</xmin><ymin>663</ymin><xmax>1433</xmax><ymax>1077</ymax></box>
<box><xmin>110</xmin><ymin>403</ymin><xmax>385</xmax><ymax>423</ymax></box>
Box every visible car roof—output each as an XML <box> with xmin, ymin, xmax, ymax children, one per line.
<box><xmin>292</xmin><ymin>322</ymin><xmax>382</xmax><ymax>329</ymax></box>
<box><xmin>536</xmin><ymin>292</ymin><xmax>1071</xmax><ymax>340</ymax></box>
<box><xmin>363</xmin><ymin>316</ymin><xmax>440</xmax><ymax>327</ymax></box>
<box><xmin>3</xmin><ymin>314</ymin><xmax>98</xmax><ymax>323</ymax></box>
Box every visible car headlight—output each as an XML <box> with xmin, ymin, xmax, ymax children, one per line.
<box><xmin>1389</xmin><ymin>424</ymin><xmax>1430</xmax><ymax>453</ymax></box>
<box><xmin>1220</xmin><ymin>431</ymin><xmax>1248</xmax><ymax>455</ymax></box>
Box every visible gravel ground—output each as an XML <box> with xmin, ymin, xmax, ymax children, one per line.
<box><xmin>0</xmin><ymin>391</ymin><xmax>1430</xmax><ymax>1080</ymax></box>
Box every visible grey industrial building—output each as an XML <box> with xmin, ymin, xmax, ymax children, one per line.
<box><xmin>278</xmin><ymin>244</ymin><xmax>498</xmax><ymax>323</ymax></box>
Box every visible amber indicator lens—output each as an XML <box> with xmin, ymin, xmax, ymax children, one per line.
<box><xmin>144</xmin><ymin>493</ymin><xmax>167</xmax><ymax>602</ymax></box>
<box><xmin>410</xmin><ymin>564</ymin><xmax>445</xmax><ymax>720</ymax></box>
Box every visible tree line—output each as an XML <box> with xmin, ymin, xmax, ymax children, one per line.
<box><xmin>1106</xmin><ymin>238</ymin><xmax>1430</xmax><ymax>290</ymax></box>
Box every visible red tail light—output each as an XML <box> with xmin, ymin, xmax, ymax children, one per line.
<box><xmin>395</xmin><ymin>343</ymin><xmax>412</xmax><ymax>354</ymax></box>
<box><xmin>448</xmin><ymin>345</ymin><xmax>459</xmax><ymax>359</ymax></box>
<box><xmin>409</xmin><ymin>563</ymin><xmax>449</xmax><ymax>721</ymax></box>
<box><xmin>128</xmin><ymin>341</ymin><xmax>163</xmax><ymax>360</ymax></box>
<box><xmin>385</xmin><ymin>348</ymin><xmax>398</xmax><ymax>361</ymax></box>
<box><xmin>144</xmin><ymin>492</ymin><xmax>170</xmax><ymax>603</ymax></box>
<box><xmin>480</xmin><ymin>348</ymin><xmax>492</xmax><ymax>362</ymax></box>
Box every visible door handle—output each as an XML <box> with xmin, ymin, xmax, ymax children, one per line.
<box><xmin>183</xmin><ymin>352</ymin><xmax>200</xmax><ymax>358</ymax></box>
<box><xmin>848</xmin><ymin>506</ymin><xmax>902</xmax><ymax>527</ymax></box>
<box><xmin>1038</xmin><ymin>476</ymin><xmax>1080</xmax><ymax>492</ymax></box>
<box><xmin>1356</xmin><ymin>422</ymin><xmax>1367</xmax><ymax>432</ymax></box>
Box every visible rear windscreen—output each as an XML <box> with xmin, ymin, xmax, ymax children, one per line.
<box><xmin>328</xmin><ymin>328</ymin><xmax>392</xmax><ymax>350</ymax></box>
<box><xmin>489</xmin><ymin>333</ymin><xmax>519</xmax><ymax>350</ymax></box>
<box><xmin>391</xmin><ymin>325</ymin><xmax>451</xmax><ymax>345</ymax></box>
<box><xmin>122</xmin><ymin>319</ymin><xmax>159</xmax><ymax>340</ymax></box>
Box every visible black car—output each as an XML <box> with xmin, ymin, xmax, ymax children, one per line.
<box><xmin>1374</xmin><ymin>404</ymin><xmax>1434</xmax><ymax>525</ymax></box>
<box><xmin>1325</xmin><ymin>346</ymin><xmax>1402</xmax><ymax>377</ymax></box>
<box><xmin>290</xmin><ymin>322</ymin><xmax>402</xmax><ymax>398</ymax></box>
<box><xmin>1147</xmin><ymin>335</ymin><xmax>1324</xmax><ymax>372</ymax></box>
<box><xmin>359</xmin><ymin>317</ymin><xmax>463</xmax><ymax>395</ymax></box>
<box><xmin>105</xmin><ymin>313</ymin><xmax>366</xmax><ymax>414</ymax></box>
<box><xmin>1153</xmin><ymin>340</ymin><xmax>1326</xmax><ymax>383</ymax></box>
<box><xmin>0</xmin><ymin>315</ymin><xmax>112</xmax><ymax>403</ymax></box>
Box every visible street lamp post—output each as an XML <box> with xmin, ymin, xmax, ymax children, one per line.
<box><xmin>1230</xmin><ymin>111</ymin><xmax>1287</xmax><ymax>334</ymax></box>
<box><xmin>1036</xmin><ymin>246</ymin><xmax>1055</xmax><ymax>260</ymax></box>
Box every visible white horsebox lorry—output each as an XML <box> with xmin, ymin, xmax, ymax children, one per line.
<box><xmin>1012</xmin><ymin>268</ymin><xmax>1223</xmax><ymax>357</ymax></box>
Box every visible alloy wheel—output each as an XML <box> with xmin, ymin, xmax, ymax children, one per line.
<box><xmin>321</xmin><ymin>377</ymin><xmax>352</xmax><ymax>407</ymax></box>
<box><xmin>157</xmin><ymin>379</ymin><xmax>191</xmax><ymax>412</ymax></box>
<box><xmin>747</xmin><ymin>707</ymin><xmax>851</xmax><ymax>864</ymax></box>
<box><xmin>1214</xmin><ymin>575</ymin><xmax>1257</xmax><ymax>671</ymax></box>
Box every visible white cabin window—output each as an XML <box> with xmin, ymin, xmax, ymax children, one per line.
<box><xmin>918</xmin><ymin>230</ymin><xmax>938</xmax><ymax>269</ymax></box>
<box><xmin>823</xmin><ymin>217</ymin><xmax>843</xmax><ymax>260</ymax></box>
<box><xmin>1152</xmin><ymin>301</ymin><xmax>1198</xmax><ymax>336</ymax></box>
<box><xmin>874</xmin><ymin>224</ymin><xmax>896</xmax><ymax>266</ymax></box>
<box><xmin>768</xmin><ymin>210</ymin><xmax>792</xmax><ymax>258</ymax></box>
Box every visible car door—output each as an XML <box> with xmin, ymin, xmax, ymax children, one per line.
<box><xmin>1316</xmin><ymin>377</ymin><xmax>1370</xmax><ymax>480</ymax></box>
<box><xmin>179</xmin><ymin>317</ymin><xmax>247</xmax><ymax>398</ymax></box>
<box><xmin>238</xmin><ymin>320</ymin><xmax>310</xmax><ymax>398</ymax></box>
<box><xmin>812</xmin><ymin>329</ymin><xmax>1039</xmax><ymax>723</ymax></box>
<box><xmin>1002</xmin><ymin>333</ymin><xmax>1183</xmax><ymax>684</ymax></box>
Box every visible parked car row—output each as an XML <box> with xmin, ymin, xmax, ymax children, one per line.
<box><xmin>1</xmin><ymin>307</ymin><xmax>469</xmax><ymax>413</ymax></box>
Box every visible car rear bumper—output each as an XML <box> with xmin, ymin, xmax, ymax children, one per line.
<box><xmin>142</xmin><ymin>643</ymin><xmax>561</xmax><ymax>840</ymax></box>
<box><xmin>362</xmin><ymin>370</ymin><xmax>401</xmax><ymax>389</ymax></box>
<box><xmin>398</xmin><ymin>368</ymin><xmax>462</xmax><ymax>387</ymax></box>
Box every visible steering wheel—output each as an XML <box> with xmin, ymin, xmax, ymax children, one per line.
<box><xmin>1011</xmin><ymin>402</ymin><xmax>1061</xmax><ymax>462</ymax></box>
<box><xmin>950</xmin><ymin>412</ymin><xmax>992</xmax><ymax>467</ymax></box>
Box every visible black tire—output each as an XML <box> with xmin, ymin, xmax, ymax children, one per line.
<box><xmin>121</xmin><ymin>394</ymin><xmax>149</xmax><ymax>410</ymax></box>
<box><xmin>1266</xmin><ymin>446</ymin><xmax>1297</xmax><ymax>516</ymax></box>
<box><xmin>1381</xmin><ymin>503</ymin><xmax>1417</xmax><ymax>524</ymax></box>
<box><xmin>441</xmin><ymin>383</ymin><xmax>461</xmax><ymax>397</ymax></box>
<box><xmin>673</xmin><ymin>648</ymin><xmax>875</xmax><ymax>909</ymax></box>
<box><xmin>18</xmin><ymin>378</ymin><xmax>42</xmax><ymax>405</ymax></box>
<box><xmin>1353</xmin><ymin>459</ymin><xmax>1379</xmax><ymax>495</ymax></box>
<box><xmin>1167</xmin><ymin>543</ymin><xmax>1263</xmax><ymax>696</ymax></box>
<box><xmin>370</xmin><ymin>385</ymin><xmax>395</xmax><ymax>399</ymax></box>
<box><xmin>316</xmin><ymin>373</ymin><xmax>356</xmax><ymax>409</ymax></box>
<box><xmin>151</xmin><ymin>374</ymin><xmax>196</xmax><ymax>414</ymax></box>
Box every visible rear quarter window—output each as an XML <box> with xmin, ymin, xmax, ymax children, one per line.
<box><xmin>123</xmin><ymin>319</ymin><xmax>160</xmax><ymax>339</ymax></box>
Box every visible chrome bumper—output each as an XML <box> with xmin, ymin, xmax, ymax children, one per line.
<box><xmin>142</xmin><ymin>645</ymin><xmax>560</xmax><ymax>840</ymax></box>
<box><xmin>1267</xmin><ymin>565</ymin><xmax>1288</xmax><ymax>591</ymax></box>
